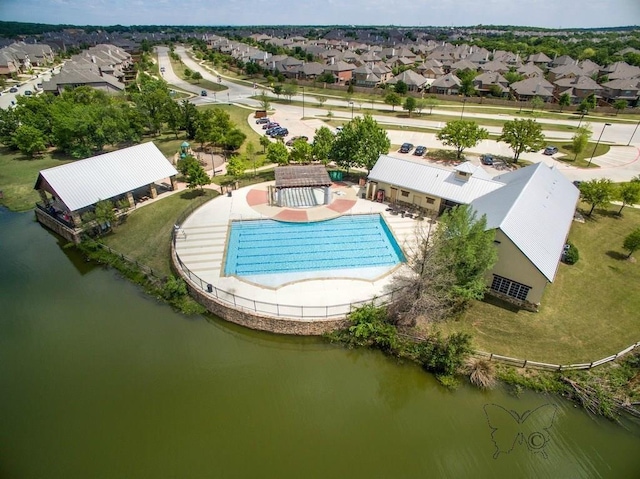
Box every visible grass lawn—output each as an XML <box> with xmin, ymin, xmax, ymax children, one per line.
<box><xmin>102</xmin><ymin>189</ymin><xmax>218</xmax><ymax>277</ymax></box>
<box><xmin>169</xmin><ymin>57</ymin><xmax>227</xmax><ymax>92</ymax></box>
<box><xmin>554</xmin><ymin>142</ymin><xmax>610</xmax><ymax>168</ymax></box>
<box><xmin>441</xmin><ymin>204</ymin><xmax>640</xmax><ymax>364</ymax></box>
<box><xmin>0</xmin><ymin>147</ymin><xmax>73</xmax><ymax>211</ymax></box>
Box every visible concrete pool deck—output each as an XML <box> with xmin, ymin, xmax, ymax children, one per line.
<box><xmin>173</xmin><ymin>181</ymin><xmax>423</xmax><ymax>321</ymax></box>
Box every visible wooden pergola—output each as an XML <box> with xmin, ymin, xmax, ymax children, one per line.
<box><xmin>274</xmin><ymin>166</ymin><xmax>333</xmax><ymax>206</ymax></box>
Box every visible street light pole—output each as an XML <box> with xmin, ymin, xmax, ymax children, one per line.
<box><xmin>628</xmin><ymin>119</ymin><xmax>640</xmax><ymax>146</ymax></box>
<box><xmin>460</xmin><ymin>98</ymin><xmax>467</xmax><ymax>120</ymax></box>
<box><xmin>227</xmin><ymin>92</ymin><xmax>230</xmax><ymax>104</ymax></box>
<box><xmin>588</xmin><ymin>123</ymin><xmax>611</xmax><ymax>167</ymax></box>
<box><xmin>349</xmin><ymin>101</ymin><xmax>354</xmax><ymax>119</ymax></box>
<box><xmin>302</xmin><ymin>86</ymin><xmax>305</xmax><ymax>118</ymax></box>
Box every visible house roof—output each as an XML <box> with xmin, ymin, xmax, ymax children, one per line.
<box><xmin>430</xmin><ymin>73</ymin><xmax>461</xmax><ymax>88</ymax></box>
<box><xmin>387</xmin><ymin>69</ymin><xmax>427</xmax><ymax>86</ymax></box>
<box><xmin>510</xmin><ymin>77</ymin><xmax>554</xmax><ymax>97</ymax></box>
<box><xmin>368</xmin><ymin>155</ymin><xmax>504</xmax><ymax>205</ymax></box>
<box><xmin>554</xmin><ymin>75</ymin><xmax>602</xmax><ymax>90</ymax></box>
<box><xmin>34</xmin><ymin>142</ymin><xmax>178</xmax><ymax>212</ymax></box>
<box><xmin>471</xmin><ymin>162</ymin><xmax>579</xmax><ymax>282</ymax></box>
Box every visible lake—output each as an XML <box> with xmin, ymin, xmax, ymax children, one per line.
<box><xmin>1</xmin><ymin>207</ymin><xmax>639</xmax><ymax>478</ymax></box>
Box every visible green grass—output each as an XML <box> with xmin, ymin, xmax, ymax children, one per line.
<box><xmin>441</xmin><ymin>204</ymin><xmax>640</xmax><ymax>364</ymax></box>
<box><xmin>169</xmin><ymin>57</ymin><xmax>227</xmax><ymax>92</ymax></box>
<box><xmin>554</xmin><ymin>142</ymin><xmax>611</xmax><ymax>168</ymax></box>
<box><xmin>0</xmin><ymin>147</ymin><xmax>74</xmax><ymax>211</ymax></box>
<box><xmin>101</xmin><ymin>189</ymin><xmax>217</xmax><ymax>277</ymax></box>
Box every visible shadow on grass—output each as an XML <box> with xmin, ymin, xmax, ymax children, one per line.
<box><xmin>481</xmin><ymin>294</ymin><xmax>523</xmax><ymax>313</ymax></box>
<box><xmin>606</xmin><ymin>250</ymin><xmax>629</xmax><ymax>261</ymax></box>
<box><xmin>180</xmin><ymin>189</ymin><xmax>209</xmax><ymax>200</ymax></box>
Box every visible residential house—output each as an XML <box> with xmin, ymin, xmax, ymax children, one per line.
<box><xmin>509</xmin><ymin>77</ymin><xmax>555</xmax><ymax>101</ymax></box>
<box><xmin>517</xmin><ymin>62</ymin><xmax>544</xmax><ymax>78</ymax></box>
<box><xmin>551</xmin><ymin>54</ymin><xmax>576</xmax><ymax>68</ymax></box>
<box><xmin>554</xmin><ymin>75</ymin><xmax>603</xmax><ymax>104</ymax></box>
<box><xmin>417</xmin><ymin>59</ymin><xmax>445</xmax><ymax>80</ymax></box>
<box><xmin>323</xmin><ymin>60</ymin><xmax>356</xmax><ymax>84</ymax></box>
<box><xmin>600</xmin><ymin>78</ymin><xmax>640</xmax><ymax>106</ymax></box>
<box><xmin>449</xmin><ymin>59</ymin><xmax>478</xmax><ymax>74</ymax></box>
<box><xmin>527</xmin><ymin>52</ymin><xmax>552</xmax><ymax>68</ymax></box>
<box><xmin>478</xmin><ymin>60</ymin><xmax>511</xmax><ymax>74</ymax></box>
<box><xmin>387</xmin><ymin>69</ymin><xmax>428</xmax><ymax>91</ymax></box>
<box><xmin>473</xmin><ymin>72</ymin><xmax>510</xmax><ymax>96</ymax></box>
<box><xmin>547</xmin><ymin>64</ymin><xmax>586</xmax><ymax>82</ymax></box>
<box><xmin>353</xmin><ymin>65</ymin><xmax>381</xmax><ymax>88</ymax></box>
<box><xmin>428</xmin><ymin>73</ymin><xmax>461</xmax><ymax>95</ymax></box>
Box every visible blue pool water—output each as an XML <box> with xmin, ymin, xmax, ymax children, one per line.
<box><xmin>224</xmin><ymin>214</ymin><xmax>405</xmax><ymax>276</ymax></box>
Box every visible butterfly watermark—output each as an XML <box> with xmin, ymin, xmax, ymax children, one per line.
<box><xmin>483</xmin><ymin>403</ymin><xmax>558</xmax><ymax>459</ymax></box>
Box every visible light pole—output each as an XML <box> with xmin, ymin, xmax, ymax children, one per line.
<box><xmin>301</xmin><ymin>86</ymin><xmax>305</xmax><ymax>118</ymax></box>
<box><xmin>588</xmin><ymin>123</ymin><xmax>611</xmax><ymax>167</ymax></box>
<box><xmin>227</xmin><ymin>92</ymin><xmax>230</xmax><ymax>104</ymax></box>
<box><xmin>577</xmin><ymin>111</ymin><xmax>586</xmax><ymax>129</ymax></box>
<box><xmin>628</xmin><ymin>119</ymin><xmax>640</xmax><ymax>146</ymax></box>
<box><xmin>349</xmin><ymin>101</ymin><xmax>354</xmax><ymax>119</ymax></box>
<box><xmin>460</xmin><ymin>98</ymin><xmax>467</xmax><ymax>119</ymax></box>
<box><xmin>213</xmin><ymin>91</ymin><xmax>216</xmax><ymax>102</ymax></box>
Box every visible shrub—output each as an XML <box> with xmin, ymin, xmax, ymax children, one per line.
<box><xmin>563</xmin><ymin>242</ymin><xmax>579</xmax><ymax>265</ymax></box>
<box><xmin>464</xmin><ymin>357</ymin><xmax>497</xmax><ymax>389</ymax></box>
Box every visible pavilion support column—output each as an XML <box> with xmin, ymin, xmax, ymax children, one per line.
<box><xmin>324</xmin><ymin>186</ymin><xmax>331</xmax><ymax>205</ymax></box>
<box><xmin>149</xmin><ymin>183</ymin><xmax>157</xmax><ymax>199</ymax></box>
<box><xmin>277</xmin><ymin>188</ymin><xmax>282</xmax><ymax>207</ymax></box>
<box><xmin>70</xmin><ymin>212</ymin><xmax>81</xmax><ymax>227</ymax></box>
<box><xmin>126</xmin><ymin>191</ymin><xmax>135</xmax><ymax>208</ymax></box>
<box><xmin>170</xmin><ymin>175</ymin><xmax>178</xmax><ymax>191</ymax></box>
<box><xmin>38</xmin><ymin>189</ymin><xmax>49</xmax><ymax>205</ymax></box>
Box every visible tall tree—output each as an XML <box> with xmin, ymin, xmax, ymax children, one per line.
<box><xmin>425</xmin><ymin>97</ymin><xmax>440</xmax><ymax>114</ymax></box>
<box><xmin>186</xmin><ymin>163</ymin><xmax>211</xmax><ymax>191</ymax></box>
<box><xmin>311</xmin><ymin>126</ymin><xmax>335</xmax><ymax>165</ymax></box>
<box><xmin>289</xmin><ymin>139</ymin><xmax>312</xmax><ymax>164</ymax></box>
<box><xmin>330</xmin><ymin>113</ymin><xmax>390</xmax><ymax>173</ymax></box>
<box><xmin>257</xmin><ymin>92</ymin><xmax>271</xmax><ymax>111</ymax></box>
<box><xmin>436</xmin><ymin>120</ymin><xmax>489</xmax><ymax>159</ymax></box>
<box><xmin>13</xmin><ymin>124</ymin><xmax>46</xmax><ymax>157</ymax></box>
<box><xmin>394</xmin><ymin>80</ymin><xmax>408</xmax><ymax>95</ymax></box>
<box><xmin>616</xmin><ymin>182</ymin><xmax>640</xmax><ymax>215</ymax></box>
<box><xmin>259</xmin><ymin>134</ymin><xmax>271</xmax><ymax>153</ymax></box>
<box><xmin>226</xmin><ymin>154</ymin><xmax>246</xmax><ymax>177</ymax></box>
<box><xmin>266</xmin><ymin>141</ymin><xmax>289</xmax><ymax>165</ymax></box>
<box><xmin>282</xmin><ymin>83</ymin><xmax>298</xmax><ymax>102</ymax></box>
<box><xmin>245</xmin><ymin>141</ymin><xmax>257</xmax><ymax>176</ymax></box>
<box><xmin>558</xmin><ymin>93</ymin><xmax>571</xmax><ymax>111</ymax></box>
<box><xmin>613</xmin><ymin>99</ymin><xmax>627</xmax><ymax>116</ymax></box>
<box><xmin>579</xmin><ymin>178</ymin><xmax>614</xmax><ymax>216</ymax></box>
<box><xmin>498</xmin><ymin>118</ymin><xmax>545</xmax><ymax>163</ymax></box>
<box><xmin>433</xmin><ymin>205</ymin><xmax>497</xmax><ymax>304</ymax></box>
<box><xmin>403</xmin><ymin>96</ymin><xmax>417</xmax><ymax>117</ymax></box>
<box><xmin>571</xmin><ymin>124</ymin><xmax>592</xmax><ymax>161</ymax></box>
<box><xmin>181</xmin><ymin>100</ymin><xmax>200</xmax><ymax>140</ymax></box>
<box><xmin>623</xmin><ymin>228</ymin><xmax>640</xmax><ymax>258</ymax></box>
<box><xmin>94</xmin><ymin>199</ymin><xmax>116</xmax><ymax>232</ymax></box>
<box><xmin>530</xmin><ymin>96</ymin><xmax>545</xmax><ymax>113</ymax></box>
<box><xmin>384</xmin><ymin>92</ymin><xmax>402</xmax><ymax>111</ymax></box>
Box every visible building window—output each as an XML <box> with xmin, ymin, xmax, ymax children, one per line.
<box><xmin>425</xmin><ymin>197</ymin><xmax>435</xmax><ymax>204</ymax></box>
<box><xmin>401</xmin><ymin>190</ymin><xmax>410</xmax><ymax>198</ymax></box>
<box><xmin>491</xmin><ymin>275</ymin><xmax>531</xmax><ymax>301</ymax></box>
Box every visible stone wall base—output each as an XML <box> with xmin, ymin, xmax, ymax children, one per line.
<box><xmin>35</xmin><ymin>208</ymin><xmax>82</xmax><ymax>244</ymax></box>
<box><xmin>486</xmin><ymin>290</ymin><xmax>540</xmax><ymax>312</ymax></box>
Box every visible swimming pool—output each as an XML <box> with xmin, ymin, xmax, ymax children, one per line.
<box><xmin>224</xmin><ymin>214</ymin><xmax>405</xmax><ymax>277</ymax></box>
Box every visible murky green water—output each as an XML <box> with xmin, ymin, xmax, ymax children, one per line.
<box><xmin>1</xmin><ymin>208</ymin><xmax>639</xmax><ymax>478</ymax></box>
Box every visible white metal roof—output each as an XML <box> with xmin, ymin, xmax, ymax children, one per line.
<box><xmin>368</xmin><ymin>155</ymin><xmax>504</xmax><ymax>205</ymax></box>
<box><xmin>35</xmin><ymin>142</ymin><xmax>178</xmax><ymax>212</ymax></box>
<box><xmin>471</xmin><ymin>162</ymin><xmax>579</xmax><ymax>282</ymax></box>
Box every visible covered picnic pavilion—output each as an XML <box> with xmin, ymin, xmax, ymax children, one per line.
<box><xmin>273</xmin><ymin>165</ymin><xmax>333</xmax><ymax>208</ymax></box>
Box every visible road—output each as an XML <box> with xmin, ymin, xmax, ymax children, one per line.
<box><xmin>0</xmin><ymin>67</ymin><xmax>59</xmax><ymax>109</ymax></box>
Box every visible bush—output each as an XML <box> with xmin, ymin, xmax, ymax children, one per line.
<box><xmin>464</xmin><ymin>357</ymin><xmax>497</xmax><ymax>389</ymax></box>
<box><xmin>563</xmin><ymin>242</ymin><xmax>579</xmax><ymax>264</ymax></box>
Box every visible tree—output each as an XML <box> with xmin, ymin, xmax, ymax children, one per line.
<box><xmin>558</xmin><ymin>93</ymin><xmax>571</xmax><ymax>111</ymax></box>
<box><xmin>282</xmin><ymin>83</ymin><xmax>298</xmax><ymax>102</ymax></box>
<box><xmin>272</xmin><ymin>84</ymin><xmax>284</xmax><ymax>99</ymax></box>
<box><xmin>266</xmin><ymin>141</ymin><xmax>289</xmax><ymax>165</ymax></box>
<box><xmin>221</xmin><ymin>128</ymin><xmax>246</xmax><ymax>151</ymax></box>
<box><xmin>436</xmin><ymin>120</ymin><xmax>489</xmax><ymax>160</ymax></box>
<box><xmin>181</xmin><ymin>100</ymin><xmax>200</xmax><ymax>140</ymax></box>
<box><xmin>613</xmin><ymin>99</ymin><xmax>627</xmax><ymax>116</ymax></box>
<box><xmin>579</xmin><ymin>178</ymin><xmax>614</xmax><ymax>216</ymax></box>
<box><xmin>257</xmin><ymin>92</ymin><xmax>271</xmax><ymax>111</ymax></box>
<box><xmin>183</xmin><ymin>68</ymin><xmax>192</xmax><ymax>79</ymax></box>
<box><xmin>384</xmin><ymin>92</ymin><xmax>402</xmax><ymax>111</ymax></box>
<box><xmin>226</xmin><ymin>154</ymin><xmax>246</xmax><ymax>177</ymax></box>
<box><xmin>186</xmin><ymin>163</ymin><xmax>211</xmax><ymax>191</ymax></box>
<box><xmin>457</xmin><ymin>69</ymin><xmax>477</xmax><ymax>97</ymax></box>
<box><xmin>191</xmin><ymin>71</ymin><xmax>203</xmax><ymax>83</ymax></box>
<box><xmin>403</xmin><ymin>96</ymin><xmax>417</xmax><ymax>117</ymax></box>
<box><xmin>94</xmin><ymin>199</ymin><xmax>116</xmax><ymax>231</ymax></box>
<box><xmin>498</xmin><ymin>118</ymin><xmax>546</xmax><ymax>163</ymax></box>
<box><xmin>259</xmin><ymin>135</ymin><xmax>271</xmax><ymax>153</ymax></box>
<box><xmin>425</xmin><ymin>97</ymin><xmax>440</xmax><ymax>115</ymax></box>
<box><xmin>616</xmin><ymin>182</ymin><xmax>640</xmax><ymax>215</ymax></box>
<box><xmin>433</xmin><ymin>205</ymin><xmax>497</xmax><ymax>304</ymax></box>
<box><xmin>489</xmin><ymin>84</ymin><xmax>504</xmax><ymax>98</ymax></box>
<box><xmin>414</xmin><ymin>98</ymin><xmax>427</xmax><ymax>116</ymax></box>
<box><xmin>330</xmin><ymin>113</ymin><xmax>390</xmax><ymax>173</ymax></box>
<box><xmin>13</xmin><ymin>124</ymin><xmax>47</xmax><ymax>157</ymax></box>
<box><xmin>289</xmin><ymin>139</ymin><xmax>312</xmax><ymax>164</ymax></box>
<box><xmin>311</xmin><ymin>126</ymin><xmax>335</xmax><ymax>165</ymax></box>
<box><xmin>394</xmin><ymin>80</ymin><xmax>408</xmax><ymax>95</ymax></box>
<box><xmin>245</xmin><ymin>141</ymin><xmax>257</xmax><ymax>175</ymax></box>
<box><xmin>176</xmin><ymin>154</ymin><xmax>200</xmax><ymax>176</ymax></box>
<box><xmin>623</xmin><ymin>228</ymin><xmax>640</xmax><ymax>258</ymax></box>
<box><xmin>571</xmin><ymin>124</ymin><xmax>592</xmax><ymax>161</ymax></box>
<box><xmin>530</xmin><ymin>96</ymin><xmax>545</xmax><ymax>113</ymax></box>
<box><xmin>316</xmin><ymin>96</ymin><xmax>327</xmax><ymax>108</ymax></box>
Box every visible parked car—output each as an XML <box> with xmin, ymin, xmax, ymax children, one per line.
<box><xmin>335</xmin><ymin>126</ymin><xmax>344</xmax><ymax>133</ymax></box>
<box><xmin>480</xmin><ymin>154</ymin><xmax>494</xmax><ymax>165</ymax></box>
<box><xmin>543</xmin><ymin>146</ymin><xmax>558</xmax><ymax>155</ymax></box>
<box><xmin>265</xmin><ymin>127</ymin><xmax>281</xmax><ymax>136</ymax></box>
<box><xmin>286</xmin><ymin>136</ymin><xmax>309</xmax><ymax>146</ymax></box>
<box><xmin>271</xmin><ymin>128</ymin><xmax>289</xmax><ymax>137</ymax></box>
<box><xmin>399</xmin><ymin>143</ymin><xmax>414</xmax><ymax>153</ymax></box>
<box><xmin>9</xmin><ymin>87</ymin><xmax>18</xmax><ymax>93</ymax></box>
<box><xmin>256</xmin><ymin>117</ymin><xmax>270</xmax><ymax>124</ymax></box>
<box><xmin>263</xmin><ymin>122</ymin><xmax>279</xmax><ymax>130</ymax></box>
<box><xmin>414</xmin><ymin>146</ymin><xmax>426</xmax><ymax>156</ymax></box>
<box><xmin>24</xmin><ymin>90</ymin><xmax>32</xmax><ymax>96</ymax></box>
<box><xmin>200</xmin><ymin>90</ymin><xmax>207</xmax><ymax>96</ymax></box>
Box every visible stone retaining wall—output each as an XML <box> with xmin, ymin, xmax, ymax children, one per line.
<box><xmin>35</xmin><ymin>208</ymin><xmax>82</xmax><ymax>243</ymax></box>
<box><xmin>171</xmin><ymin>247</ymin><xmax>349</xmax><ymax>335</ymax></box>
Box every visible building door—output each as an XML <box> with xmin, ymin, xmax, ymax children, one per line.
<box><xmin>390</xmin><ymin>187</ymin><xmax>398</xmax><ymax>203</ymax></box>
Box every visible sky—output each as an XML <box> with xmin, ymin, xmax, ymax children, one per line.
<box><xmin>1</xmin><ymin>0</ymin><xmax>639</xmax><ymax>29</ymax></box>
